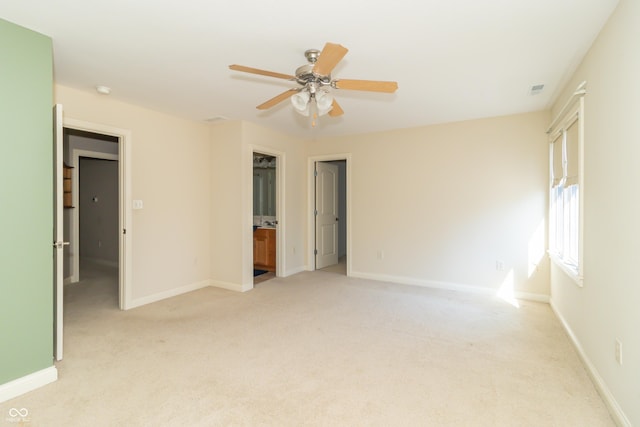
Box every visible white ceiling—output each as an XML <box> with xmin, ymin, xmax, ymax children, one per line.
<box><xmin>1</xmin><ymin>0</ymin><xmax>619</xmax><ymax>138</ymax></box>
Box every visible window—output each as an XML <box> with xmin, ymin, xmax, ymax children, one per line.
<box><xmin>549</xmin><ymin>101</ymin><xmax>583</xmax><ymax>283</ymax></box>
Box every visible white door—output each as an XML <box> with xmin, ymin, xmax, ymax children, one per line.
<box><xmin>315</xmin><ymin>162</ymin><xmax>339</xmax><ymax>269</ymax></box>
<box><xmin>53</xmin><ymin>104</ymin><xmax>65</xmax><ymax>361</ymax></box>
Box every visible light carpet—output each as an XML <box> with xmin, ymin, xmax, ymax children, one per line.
<box><xmin>0</xmin><ymin>262</ymin><xmax>614</xmax><ymax>426</ymax></box>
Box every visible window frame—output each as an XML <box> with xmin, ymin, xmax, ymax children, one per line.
<box><xmin>548</xmin><ymin>99</ymin><xmax>584</xmax><ymax>287</ymax></box>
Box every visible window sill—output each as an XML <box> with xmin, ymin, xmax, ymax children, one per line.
<box><xmin>549</xmin><ymin>253</ymin><xmax>583</xmax><ymax>287</ymax></box>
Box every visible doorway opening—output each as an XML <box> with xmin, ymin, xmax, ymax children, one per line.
<box><xmin>64</xmin><ymin>128</ymin><xmax>120</xmax><ymax>308</ymax></box>
<box><xmin>252</xmin><ymin>151</ymin><xmax>278</xmax><ymax>285</ymax></box>
<box><xmin>54</xmin><ymin>115</ymin><xmax>131</xmax><ymax>362</ymax></box>
<box><xmin>312</xmin><ymin>157</ymin><xmax>349</xmax><ymax>275</ymax></box>
<box><xmin>62</xmin><ymin>118</ymin><xmax>132</xmax><ymax>310</ymax></box>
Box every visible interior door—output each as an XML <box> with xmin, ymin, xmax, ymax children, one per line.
<box><xmin>315</xmin><ymin>162</ymin><xmax>339</xmax><ymax>269</ymax></box>
<box><xmin>53</xmin><ymin>104</ymin><xmax>64</xmax><ymax>361</ymax></box>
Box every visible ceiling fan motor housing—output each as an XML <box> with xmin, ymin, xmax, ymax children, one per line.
<box><xmin>295</xmin><ymin>65</ymin><xmax>330</xmax><ymax>86</ymax></box>
<box><xmin>304</xmin><ymin>49</ymin><xmax>320</xmax><ymax>63</ymax></box>
<box><xmin>296</xmin><ymin>49</ymin><xmax>333</xmax><ymax>92</ymax></box>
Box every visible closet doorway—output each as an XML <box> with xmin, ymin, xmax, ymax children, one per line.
<box><xmin>65</xmin><ymin>129</ymin><xmax>119</xmax><ymax>296</ymax></box>
<box><xmin>62</xmin><ymin>119</ymin><xmax>132</xmax><ymax>310</ymax></box>
<box><xmin>308</xmin><ymin>155</ymin><xmax>351</xmax><ymax>276</ymax></box>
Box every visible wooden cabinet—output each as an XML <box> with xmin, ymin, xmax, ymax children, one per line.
<box><xmin>253</xmin><ymin>228</ymin><xmax>276</xmax><ymax>272</ymax></box>
<box><xmin>63</xmin><ymin>164</ymin><xmax>73</xmax><ymax>208</ymax></box>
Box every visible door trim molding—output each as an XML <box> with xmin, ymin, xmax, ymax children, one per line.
<box><xmin>307</xmin><ymin>154</ymin><xmax>352</xmax><ymax>276</ymax></box>
<box><xmin>63</xmin><ymin>118</ymin><xmax>133</xmax><ymax>310</ymax></box>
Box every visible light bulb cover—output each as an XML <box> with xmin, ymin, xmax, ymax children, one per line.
<box><xmin>315</xmin><ymin>90</ymin><xmax>334</xmax><ymax>116</ymax></box>
<box><xmin>295</xmin><ymin>103</ymin><xmax>310</xmax><ymax>117</ymax></box>
<box><xmin>291</xmin><ymin>90</ymin><xmax>310</xmax><ymax>113</ymax></box>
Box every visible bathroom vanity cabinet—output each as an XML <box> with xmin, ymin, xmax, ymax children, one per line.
<box><xmin>253</xmin><ymin>228</ymin><xmax>276</xmax><ymax>272</ymax></box>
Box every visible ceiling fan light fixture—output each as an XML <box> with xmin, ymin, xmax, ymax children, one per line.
<box><xmin>291</xmin><ymin>90</ymin><xmax>311</xmax><ymax>116</ymax></box>
<box><xmin>315</xmin><ymin>90</ymin><xmax>334</xmax><ymax>116</ymax></box>
<box><xmin>230</xmin><ymin>42</ymin><xmax>398</xmax><ymax>125</ymax></box>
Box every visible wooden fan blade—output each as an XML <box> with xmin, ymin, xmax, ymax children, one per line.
<box><xmin>313</xmin><ymin>43</ymin><xmax>348</xmax><ymax>76</ymax></box>
<box><xmin>256</xmin><ymin>89</ymin><xmax>299</xmax><ymax>110</ymax></box>
<box><xmin>328</xmin><ymin>99</ymin><xmax>344</xmax><ymax>117</ymax></box>
<box><xmin>229</xmin><ymin>64</ymin><xmax>295</xmax><ymax>80</ymax></box>
<box><xmin>334</xmin><ymin>79</ymin><xmax>398</xmax><ymax>93</ymax></box>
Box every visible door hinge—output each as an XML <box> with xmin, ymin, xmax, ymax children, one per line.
<box><xmin>314</xmin><ymin>210</ymin><xmax>318</xmax><ymax>216</ymax></box>
<box><xmin>314</xmin><ymin>170</ymin><xmax>318</xmax><ymax>177</ymax></box>
<box><xmin>314</xmin><ymin>249</ymin><xmax>318</xmax><ymax>255</ymax></box>
<box><xmin>123</xmin><ymin>229</ymin><xmax>126</xmax><ymax>235</ymax></box>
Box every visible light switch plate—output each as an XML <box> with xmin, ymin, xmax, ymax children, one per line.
<box><xmin>133</xmin><ymin>200</ymin><xmax>144</xmax><ymax>210</ymax></box>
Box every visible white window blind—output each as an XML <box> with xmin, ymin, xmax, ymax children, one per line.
<box><xmin>565</xmin><ymin>117</ymin><xmax>579</xmax><ymax>187</ymax></box>
<box><xmin>547</xmin><ymin>82</ymin><xmax>585</xmax><ymax>285</ymax></box>
<box><xmin>551</xmin><ymin>132</ymin><xmax>564</xmax><ymax>188</ymax></box>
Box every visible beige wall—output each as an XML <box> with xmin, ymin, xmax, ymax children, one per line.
<box><xmin>549</xmin><ymin>0</ymin><xmax>640</xmax><ymax>424</ymax></box>
<box><xmin>309</xmin><ymin>111</ymin><xmax>550</xmax><ymax>298</ymax></box>
<box><xmin>55</xmin><ymin>85</ymin><xmax>212</xmax><ymax>303</ymax></box>
<box><xmin>209</xmin><ymin>120</ymin><xmax>245</xmax><ymax>289</ymax></box>
<box><xmin>55</xmin><ymin>84</ymin><xmax>551</xmax><ymax>301</ymax></box>
<box><xmin>242</xmin><ymin>121</ymin><xmax>308</xmax><ymax>277</ymax></box>
<box><xmin>56</xmin><ymin>85</ymin><xmax>309</xmax><ymax>300</ymax></box>
<box><xmin>209</xmin><ymin>120</ymin><xmax>308</xmax><ymax>290</ymax></box>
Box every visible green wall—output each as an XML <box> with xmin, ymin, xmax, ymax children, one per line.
<box><xmin>0</xmin><ymin>18</ymin><xmax>54</xmax><ymax>384</ymax></box>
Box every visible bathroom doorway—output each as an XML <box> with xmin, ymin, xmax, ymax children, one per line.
<box><xmin>253</xmin><ymin>151</ymin><xmax>277</xmax><ymax>284</ymax></box>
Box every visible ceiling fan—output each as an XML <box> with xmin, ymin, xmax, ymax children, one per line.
<box><xmin>229</xmin><ymin>42</ymin><xmax>398</xmax><ymax>124</ymax></box>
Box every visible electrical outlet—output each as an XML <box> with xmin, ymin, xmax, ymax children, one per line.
<box><xmin>615</xmin><ymin>339</ymin><xmax>622</xmax><ymax>365</ymax></box>
<box><xmin>496</xmin><ymin>260</ymin><xmax>505</xmax><ymax>271</ymax></box>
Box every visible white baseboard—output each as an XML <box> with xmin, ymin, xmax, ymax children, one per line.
<box><xmin>0</xmin><ymin>366</ymin><xmax>57</xmax><ymax>404</ymax></box>
<box><xmin>283</xmin><ymin>265</ymin><xmax>307</xmax><ymax>277</ymax></box>
<box><xmin>127</xmin><ymin>279</ymin><xmax>212</xmax><ymax>309</ymax></box>
<box><xmin>512</xmin><ymin>290</ymin><xmax>550</xmax><ymax>303</ymax></box>
<box><xmin>350</xmin><ymin>271</ymin><xmax>549</xmax><ymax>303</ymax></box>
<box><xmin>549</xmin><ymin>299</ymin><xmax>631</xmax><ymax>427</ymax></box>
<box><xmin>210</xmin><ymin>279</ymin><xmax>252</xmax><ymax>292</ymax></box>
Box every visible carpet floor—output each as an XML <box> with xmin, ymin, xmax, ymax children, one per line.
<box><xmin>0</xmin><ymin>261</ymin><xmax>614</xmax><ymax>426</ymax></box>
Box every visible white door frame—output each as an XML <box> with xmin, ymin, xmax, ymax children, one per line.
<box><xmin>307</xmin><ymin>154</ymin><xmax>352</xmax><ymax>275</ymax></box>
<box><xmin>70</xmin><ymin>150</ymin><xmax>119</xmax><ymax>283</ymax></box>
<box><xmin>63</xmin><ymin>117</ymin><xmax>133</xmax><ymax>310</ymax></box>
<box><xmin>53</xmin><ymin>105</ymin><xmax>64</xmax><ymax>361</ymax></box>
<box><xmin>249</xmin><ymin>145</ymin><xmax>286</xmax><ymax>282</ymax></box>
